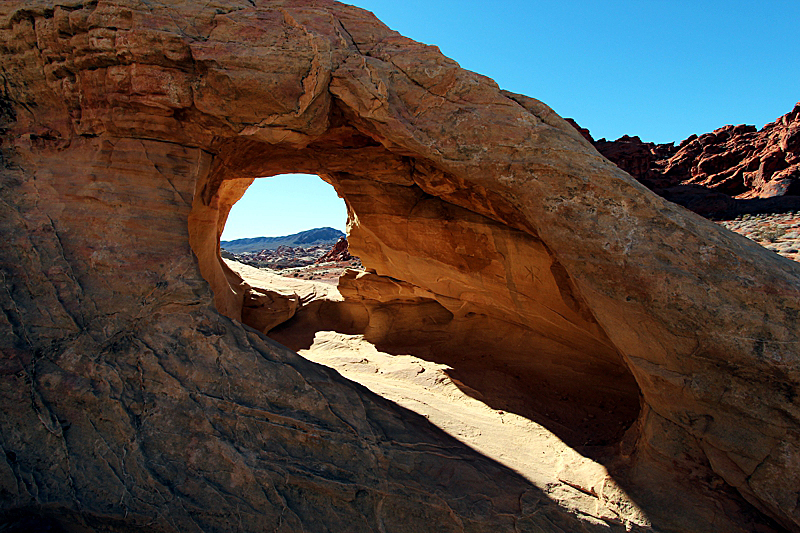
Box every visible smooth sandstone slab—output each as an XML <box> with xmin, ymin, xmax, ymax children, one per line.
<box><xmin>1</xmin><ymin>1</ymin><xmax>799</xmax><ymax>532</ymax></box>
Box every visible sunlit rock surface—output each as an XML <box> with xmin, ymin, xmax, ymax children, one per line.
<box><xmin>1</xmin><ymin>1</ymin><xmax>799</xmax><ymax>531</ymax></box>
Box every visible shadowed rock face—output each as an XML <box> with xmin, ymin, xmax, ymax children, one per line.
<box><xmin>1</xmin><ymin>1</ymin><xmax>799</xmax><ymax>532</ymax></box>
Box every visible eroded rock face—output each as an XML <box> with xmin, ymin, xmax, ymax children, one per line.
<box><xmin>316</xmin><ymin>236</ymin><xmax>352</xmax><ymax>263</ymax></box>
<box><xmin>1</xmin><ymin>1</ymin><xmax>799</xmax><ymax>532</ymax></box>
<box><xmin>570</xmin><ymin>103</ymin><xmax>800</xmax><ymax>217</ymax></box>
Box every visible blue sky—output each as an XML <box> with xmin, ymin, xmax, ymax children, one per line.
<box><xmin>222</xmin><ymin>0</ymin><xmax>800</xmax><ymax>239</ymax></box>
<box><xmin>222</xmin><ymin>175</ymin><xmax>347</xmax><ymax>240</ymax></box>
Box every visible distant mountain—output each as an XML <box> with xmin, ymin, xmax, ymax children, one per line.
<box><xmin>220</xmin><ymin>227</ymin><xmax>345</xmax><ymax>253</ymax></box>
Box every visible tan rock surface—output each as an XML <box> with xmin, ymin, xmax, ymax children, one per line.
<box><xmin>0</xmin><ymin>1</ymin><xmax>798</xmax><ymax>532</ymax></box>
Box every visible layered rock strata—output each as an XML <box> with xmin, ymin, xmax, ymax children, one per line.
<box><xmin>568</xmin><ymin>103</ymin><xmax>800</xmax><ymax>217</ymax></box>
<box><xmin>1</xmin><ymin>1</ymin><xmax>799</xmax><ymax>532</ymax></box>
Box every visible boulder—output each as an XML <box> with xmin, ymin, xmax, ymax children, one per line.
<box><xmin>1</xmin><ymin>1</ymin><xmax>798</xmax><ymax>532</ymax></box>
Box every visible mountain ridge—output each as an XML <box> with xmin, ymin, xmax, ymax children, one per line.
<box><xmin>220</xmin><ymin>227</ymin><xmax>345</xmax><ymax>253</ymax></box>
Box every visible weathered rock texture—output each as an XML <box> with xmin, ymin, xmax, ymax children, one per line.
<box><xmin>316</xmin><ymin>236</ymin><xmax>352</xmax><ymax>263</ymax></box>
<box><xmin>568</xmin><ymin>103</ymin><xmax>800</xmax><ymax>217</ymax></box>
<box><xmin>1</xmin><ymin>1</ymin><xmax>799</xmax><ymax>532</ymax></box>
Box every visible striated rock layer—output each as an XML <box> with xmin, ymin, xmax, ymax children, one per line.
<box><xmin>568</xmin><ymin>103</ymin><xmax>800</xmax><ymax>217</ymax></box>
<box><xmin>0</xmin><ymin>1</ymin><xmax>799</xmax><ymax>532</ymax></box>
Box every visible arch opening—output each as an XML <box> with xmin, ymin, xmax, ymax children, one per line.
<box><xmin>187</xmin><ymin>136</ymin><xmax>643</xmax><ymax>454</ymax></box>
<box><xmin>219</xmin><ymin>174</ymin><xmax>359</xmax><ymax>281</ymax></box>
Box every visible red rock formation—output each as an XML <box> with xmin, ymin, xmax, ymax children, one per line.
<box><xmin>592</xmin><ymin>135</ymin><xmax>677</xmax><ymax>189</ymax></box>
<box><xmin>564</xmin><ymin>117</ymin><xmax>593</xmax><ymax>143</ymax></box>
<box><xmin>569</xmin><ymin>102</ymin><xmax>800</xmax><ymax>217</ymax></box>
<box><xmin>664</xmin><ymin>108</ymin><xmax>800</xmax><ymax>198</ymax></box>
<box><xmin>1</xmin><ymin>1</ymin><xmax>798</xmax><ymax>532</ymax></box>
<box><xmin>316</xmin><ymin>236</ymin><xmax>353</xmax><ymax>263</ymax></box>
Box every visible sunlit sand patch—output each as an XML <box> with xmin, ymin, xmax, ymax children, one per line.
<box><xmin>300</xmin><ymin>331</ymin><xmax>649</xmax><ymax>530</ymax></box>
<box><xmin>226</xmin><ymin>258</ymin><xmax>650</xmax><ymax>529</ymax></box>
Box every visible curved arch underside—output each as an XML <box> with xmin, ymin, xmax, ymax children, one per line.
<box><xmin>1</xmin><ymin>1</ymin><xmax>799</xmax><ymax>532</ymax></box>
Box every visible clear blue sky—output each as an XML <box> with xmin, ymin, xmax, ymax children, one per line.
<box><xmin>222</xmin><ymin>0</ymin><xmax>799</xmax><ymax>239</ymax></box>
<box><xmin>221</xmin><ymin>175</ymin><xmax>347</xmax><ymax>240</ymax></box>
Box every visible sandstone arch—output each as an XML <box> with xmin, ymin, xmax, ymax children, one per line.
<box><xmin>190</xmin><ymin>140</ymin><xmax>643</xmax><ymax>450</ymax></box>
<box><xmin>1</xmin><ymin>1</ymin><xmax>799</xmax><ymax>532</ymax></box>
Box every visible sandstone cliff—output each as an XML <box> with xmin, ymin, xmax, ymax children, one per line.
<box><xmin>1</xmin><ymin>1</ymin><xmax>799</xmax><ymax>532</ymax></box>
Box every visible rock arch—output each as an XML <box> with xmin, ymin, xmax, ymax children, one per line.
<box><xmin>189</xmin><ymin>129</ymin><xmax>643</xmax><ymax>448</ymax></box>
<box><xmin>1</xmin><ymin>1</ymin><xmax>799</xmax><ymax>531</ymax></box>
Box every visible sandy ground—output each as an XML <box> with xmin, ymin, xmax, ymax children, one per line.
<box><xmin>297</xmin><ymin>331</ymin><xmax>650</xmax><ymax>528</ymax></box>
<box><xmin>225</xmin><ymin>259</ymin><xmax>651</xmax><ymax>529</ymax></box>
